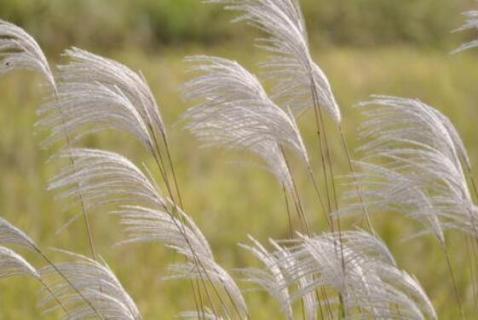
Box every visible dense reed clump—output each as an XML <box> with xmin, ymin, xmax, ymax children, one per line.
<box><xmin>1</xmin><ymin>1</ymin><xmax>478</xmax><ymax>319</ymax></box>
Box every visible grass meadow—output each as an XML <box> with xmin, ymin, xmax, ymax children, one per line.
<box><xmin>1</xmin><ymin>40</ymin><xmax>478</xmax><ymax>318</ymax></box>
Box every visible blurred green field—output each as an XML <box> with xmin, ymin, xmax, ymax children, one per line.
<box><xmin>1</xmin><ymin>41</ymin><xmax>478</xmax><ymax>319</ymax></box>
<box><xmin>0</xmin><ymin>0</ymin><xmax>476</xmax><ymax>52</ymax></box>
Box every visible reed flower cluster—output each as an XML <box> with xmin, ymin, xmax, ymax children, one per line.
<box><xmin>1</xmin><ymin>1</ymin><xmax>477</xmax><ymax>319</ymax></box>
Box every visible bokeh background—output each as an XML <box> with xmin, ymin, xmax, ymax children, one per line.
<box><xmin>1</xmin><ymin>0</ymin><xmax>478</xmax><ymax>319</ymax></box>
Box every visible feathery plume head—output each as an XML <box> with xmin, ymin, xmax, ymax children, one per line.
<box><xmin>453</xmin><ymin>10</ymin><xmax>478</xmax><ymax>53</ymax></box>
<box><xmin>41</xmin><ymin>251</ymin><xmax>142</xmax><ymax>320</ymax></box>
<box><xmin>0</xmin><ymin>19</ymin><xmax>56</xmax><ymax>90</ymax></box>
<box><xmin>240</xmin><ymin>236</ymin><xmax>293</xmax><ymax>320</ymax></box>
<box><xmin>119</xmin><ymin>209</ymin><xmax>248</xmax><ymax>317</ymax></box>
<box><xmin>342</xmin><ymin>96</ymin><xmax>477</xmax><ymax>240</ymax></box>
<box><xmin>49</xmin><ymin>148</ymin><xmax>248</xmax><ymax>318</ymax></box>
<box><xmin>49</xmin><ymin>148</ymin><xmax>164</xmax><ymax>211</ymax></box>
<box><xmin>182</xmin><ymin>55</ymin><xmax>308</xmax><ymax>191</ymax></box>
<box><xmin>358</xmin><ymin>96</ymin><xmax>469</xmax><ymax>169</ymax></box>
<box><xmin>206</xmin><ymin>0</ymin><xmax>341</xmax><ymax>123</ymax></box>
<box><xmin>120</xmin><ymin>203</ymin><xmax>248</xmax><ymax>318</ymax></box>
<box><xmin>38</xmin><ymin>48</ymin><xmax>165</xmax><ymax>151</ymax></box>
<box><xmin>243</xmin><ymin>231</ymin><xmax>436</xmax><ymax>319</ymax></box>
<box><xmin>0</xmin><ymin>217</ymin><xmax>37</xmax><ymax>251</ymax></box>
<box><xmin>0</xmin><ymin>246</ymin><xmax>39</xmax><ymax>279</ymax></box>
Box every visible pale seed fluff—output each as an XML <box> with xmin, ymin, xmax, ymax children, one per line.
<box><xmin>182</xmin><ymin>55</ymin><xmax>308</xmax><ymax>192</ymax></box>
<box><xmin>206</xmin><ymin>0</ymin><xmax>341</xmax><ymax>123</ymax></box>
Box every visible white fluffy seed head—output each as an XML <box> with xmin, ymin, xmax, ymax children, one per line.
<box><xmin>340</xmin><ymin>96</ymin><xmax>477</xmax><ymax>240</ymax></box>
<box><xmin>41</xmin><ymin>251</ymin><xmax>142</xmax><ymax>320</ymax></box>
<box><xmin>242</xmin><ymin>232</ymin><xmax>436</xmax><ymax>320</ymax></box>
<box><xmin>0</xmin><ymin>19</ymin><xmax>56</xmax><ymax>91</ymax></box>
<box><xmin>206</xmin><ymin>0</ymin><xmax>341</xmax><ymax>123</ymax></box>
<box><xmin>49</xmin><ymin>148</ymin><xmax>248</xmax><ymax>318</ymax></box>
<box><xmin>0</xmin><ymin>246</ymin><xmax>39</xmax><ymax>279</ymax></box>
<box><xmin>453</xmin><ymin>10</ymin><xmax>478</xmax><ymax>53</ymax></box>
<box><xmin>0</xmin><ymin>217</ymin><xmax>37</xmax><ymax>251</ymax></box>
<box><xmin>38</xmin><ymin>48</ymin><xmax>165</xmax><ymax>153</ymax></box>
<box><xmin>182</xmin><ymin>55</ymin><xmax>309</xmax><ymax>191</ymax></box>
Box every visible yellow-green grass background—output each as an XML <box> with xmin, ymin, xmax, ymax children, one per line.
<box><xmin>1</xmin><ymin>1</ymin><xmax>478</xmax><ymax>319</ymax></box>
